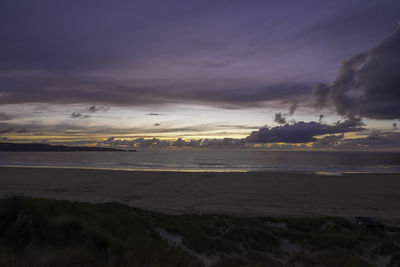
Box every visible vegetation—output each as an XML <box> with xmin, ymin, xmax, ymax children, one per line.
<box><xmin>0</xmin><ymin>196</ymin><xmax>399</xmax><ymax>266</ymax></box>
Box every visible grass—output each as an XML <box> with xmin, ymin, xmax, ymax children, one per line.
<box><xmin>0</xmin><ymin>196</ymin><xmax>399</xmax><ymax>266</ymax></box>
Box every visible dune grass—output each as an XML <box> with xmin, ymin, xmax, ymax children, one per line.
<box><xmin>0</xmin><ymin>196</ymin><xmax>399</xmax><ymax>266</ymax></box>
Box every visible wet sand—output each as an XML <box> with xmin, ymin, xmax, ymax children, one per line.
<box><xmin>1</xmin><ymin>167</ymin><xmax>399</xmax><ymax>220</ymax></box>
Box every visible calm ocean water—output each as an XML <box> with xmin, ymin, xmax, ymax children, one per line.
<box><xmin>1</xmin><ymin>150</ymin><xmax>400</xmax><ymax>173</ymax></box>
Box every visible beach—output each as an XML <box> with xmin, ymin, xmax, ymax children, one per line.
<box><xmin>1</xmin><ymin>166</ymin><xmax>399</xmax><ymax>220</ymax></box>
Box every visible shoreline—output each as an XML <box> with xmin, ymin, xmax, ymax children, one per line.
<box><xmin>1</xmin><ymin>166</ymin><xmax>400</xmax><ymax>221</ymax></box>
<box><xmin>1</xmin><ymin>164</ymin><xmax>399</xmax><ymax>175</ymax></box>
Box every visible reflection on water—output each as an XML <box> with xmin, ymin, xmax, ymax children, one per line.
<box><xmin>0</xmin><ymin>150</ymin><xmax>400</xmax><ymax>173</ymax></box>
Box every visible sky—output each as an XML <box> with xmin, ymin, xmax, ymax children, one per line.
<box><xmin>0</xmin><ymin>0</ymin><xmax>399</xmax><ymax>149</ymax></box>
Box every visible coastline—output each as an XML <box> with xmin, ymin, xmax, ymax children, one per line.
<box><xmin>1</xmin><ymin>166</ymin><xmax>400</xmax><ymax>221</ymax></box>
<box><xmin>1</xmin><ymin>163</ymin><xmax>399</xmax><ymax>175</ymax></box>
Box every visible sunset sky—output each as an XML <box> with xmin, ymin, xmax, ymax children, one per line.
<box><xmin>1</xmin><ymin>0</ymin><xmax>399</xmax><ymax>149</ymax></box>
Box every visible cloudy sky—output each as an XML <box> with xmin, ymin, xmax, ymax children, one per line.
<box><xmin>0</xmin><ymin>0</ymin><xmax>399</xmax><ymax>149</ymax></box>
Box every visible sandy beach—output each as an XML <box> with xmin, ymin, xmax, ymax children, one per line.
<box><xmin>1</xmin><ymin>166</ymin><xmax>399</xmax><ymax>220</ymax></box>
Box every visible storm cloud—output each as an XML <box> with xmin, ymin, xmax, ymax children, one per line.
<box><xmin>274</xmin><ymin>113</ymin><xmax>287</xmax><ymax>125</ymax></box>
<box><xmin>314</xmin><ymin>28</ymin><xmax>400</xmax><ymax>120</ymax></box>
<box><xmin>313</xmin><ymin>84</ymin><xmax>331</xmax><ymax>110</ymax></box>
<box><xmin>1</xmin><ymin>1</ymin><xmax>399</xmax><ymax>150</ymax></box>
<box><xmin>1</xmin><ymin>1</ymin><xmax>399</xmax><ymax>109</ymax></box>
<box><xmin>246</xmin><ymin>119</ymin><xmax>363</xmax><ymax>143</ymax></box>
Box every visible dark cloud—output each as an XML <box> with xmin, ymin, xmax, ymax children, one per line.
<box><xmin>88</xmin><ymin>105</ymin><xmax>110</xmax><ymax>113</ymax></box>
<box><xmin>0</xmin><ymin>0</ymin><xmax>321</xmax><ymax>108</ymax></box>
<box><xmin>205</xmin><ymin>138</ymin><xmax>246</xmax><ymax>148</ymax></box>
<box><xmin>103</xmin><ymin>137</ymin><xmax>246</xmax><ymax>149</ymax></box>
<box><xmin>0</xmin><ymin>128</ymin><xmax>13</xmax><ymax>134</ymax></box>
<box><xmin>16</xmin><ymin>128</ymin><xmax>29</xmax><ymax>133</ymax></box>
<box><xmin>274</xmin><ymin>112</ymin><xmax>287</xmax><ymax>125</ymax></box>
<box><xmin>154</xmin><ymin>123</ymin><xmax>161</xmax><ymax>127</ymax></box>
<box><xmin>339</xmin><ymin>132</ymin><xmax>400</xmax><ymax>149</ymax></box>
<box><xmin>0</xmin><ymin>120</ymin><xmax>234</xmax><ymax>139</ymax></box>
<box><xmin>314</xmin><ymin>28</ymin><xmax>400</xmax><ymax>120</ymax></box>
<box><xmin>172</xmin><ymin>138</ymin><xmax>186</xmax><ymax>147</ymax></box>
<box><xmin>334</xmin><ymin>117</ymin><xmax>364</xmax><ymax>128</ymax></box>
<box><xmin>0</xmin><ymin>112</ymin><xmax>14</xmax><ymax>121</ymax></box>
<box><xmin>313</xmin><ymin>134</ymin><xmax>344</xmax><ymax>148</ymax></box>
<box><xmin>313</xmin><ymin>83</ymin><xmax>331</xmax><ymax>109</ymax></box>
<box><xmin>288</xmin><ymin>100</ymin><xmax>299</xmax><ymax>116</ymax></box>
<box><xmin>217</xmin><ymin>124</ymin><xmax>258</xmax><ymax>130</ymax></box>
<box><xmin>3</xmin><ymin>1</ymin><xmax>398</xmax><ymax>109</ymax></box>
<box><xmin>319</xmin><ymin>114</ymin><xmax>325</xmax><ymax>123</ymax></box>
<box><xmin>312</xmin><ymin>131</ymin><xmax>400</xmax><ymax>150</ymax></box>
<box><xmin>70</xmin><ymin>112</ymin><xmax>90</xmax><ymax>119</ymax></box>
<box><xmin>0</xmin><ymin>73</ymin><xmax>312</xmax><ymax>108</ymax></box>
<box><xmin>146</xmin><ymin>113</ymin><xmax>162</xmax><ymax>116</ymax></box>
<box><xmin>69</xmin><ymin>106</ymin><xmax>108</xmax><ymax>119</ymax></box>
<box><xmin>246</xmin><ymin>119</ymin><xmax>363</xmax><ymax>143</ymax></box>
<box><xmin>78</xmin><ymin>130</ymin><xmax>400</xmax><ymax>149</ymax></box>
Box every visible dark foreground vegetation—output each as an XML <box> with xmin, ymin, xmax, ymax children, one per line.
<box><xmin>0</xmin><ymin>197</ymin><xmax>399</xmax><ymax>267</ymax></box>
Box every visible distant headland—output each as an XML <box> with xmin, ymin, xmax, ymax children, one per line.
<box><xmin>0</xmin><ymin>142</ymin><xmax>136</xmax><ymax>152</ymax></box>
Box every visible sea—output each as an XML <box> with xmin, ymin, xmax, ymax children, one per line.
<box><xmin>1</xmin><ymin>150</ymin><xmax>400</xmax><ymax>174</ymax></box>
